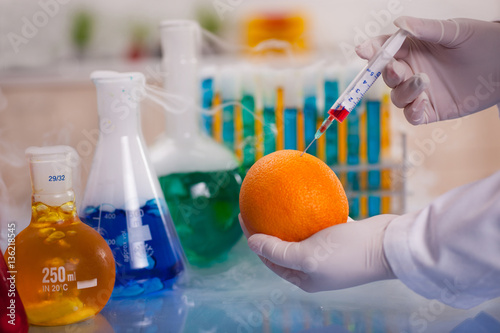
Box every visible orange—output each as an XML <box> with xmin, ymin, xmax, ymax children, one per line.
<box><xmin>239</xmin><ymin>149</ymin><xmax>349</xmax><ymax>242</ymax></box>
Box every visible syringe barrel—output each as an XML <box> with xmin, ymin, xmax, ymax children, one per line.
<box><xmin>329</xmin><ymin>107</ymin><xmax>350</xmax><ymax>122</ymax></box>
<box><xmin>335</xmin><ymin>29</ymin><xmax>408</xmax><ymax>115</ymax></box>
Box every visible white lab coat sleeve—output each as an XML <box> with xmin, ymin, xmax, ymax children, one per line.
<box><xmin>383</xmin><ymin>170</ymin><xmax>500</xmax><ymax>309</ymax></box>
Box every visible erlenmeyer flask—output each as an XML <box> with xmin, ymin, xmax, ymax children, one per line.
<box><xmin>80</xmin><ymin>71</ymin><xmax>185</xmax><ymax>297</ymax></box>
<box><xmin>149</xmin><ymin>20</ymin><xmax>242</xmax><ymax>266</ymax></box>
<box><xmin>11</xmin><ymin>146</ymin><xmax>115</xmax><ymax>326</ymax></box>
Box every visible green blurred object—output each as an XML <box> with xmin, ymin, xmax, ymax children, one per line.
<box><xmin>131</xmin><ymin>23</ymin><xmax>149</xmax><ymax>44</ymax></box>
<box><xmin>71</xmin><ymin>10</ymin><xmax>94</xmax><ymax>56</ymax></box>
<box><xmin>196</xmin><ymin>5</ymin><xmax>222</xmax><ymax>34</ymax></box>
<box><xmin>196</xmin><ymin>4</ymin><xmax>224</xmax><ymax>55</ymax></box>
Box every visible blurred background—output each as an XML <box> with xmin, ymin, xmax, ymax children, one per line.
<box><xmin>1</xmin><ymin>0</ymin><xmax>500</xmax><ymax>237</ymax></box>
<box><xmin>2</xmin><ymin>1</ymin><xmax>500</xmax><ymax>331</ymax></box>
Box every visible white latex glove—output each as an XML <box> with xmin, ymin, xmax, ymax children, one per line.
<box><xmin>239</xmin><ymin>215</ymin><xmax>397</xmax><ymax>292</ymax></box>
<box><xmin>356</xmin><ymin>16</ymin><xmax>500</xmax><ymax>125</ymax></box>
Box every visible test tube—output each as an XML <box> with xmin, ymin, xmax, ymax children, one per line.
<box><xmin>366</xmin><ymin>80</ymin><xmax>384</xmax><ymax>216</ymax></box>
<box><xmin>380</xmin><ymin>93</ymin><xmax>392</xmax><ymax>214</ymax></box>
<box><xmin>275</xmin><ymin>71</ymin><xmax>285</xmax><ymax>151</ymax></box>
<box><xmin>345</xmin><ymin>64</ymin><xmax>363</xmax><ymax>219</ymax></box>
<box><xmin>347</xmin><ymin>105</ymin><xmax>362</xmax><ymax>219</ymax></box>
<box><xmin>240</xmin><ymin>65</ymin><xmax>257</xmax><ymax>168</ymax></box>
<box><xmin>283</xmin><ymin>69</ymin><xmax>301</xmax><ymax>150</ymax></box>
<box><xmin>254</xmin><ymin>72</ymin><xmax>264</xmax><ymax>160</ymax></box>
<box><xmin>360</xmin><ymin>107</ymin><xmax>368</xmax><ymax>218</ymax></box>
<box><xmin>323</xmin><ymin>66</ymin><xmax>339</xmax><ymax>165</ymax></box>
<box><xmin>200</xmin><ymin>66</ymin><xmax>216</xmax><ymax>136</ymax></box>
<box><xmin>260</xmin><ymin>68</ymin><xmax>278</xmax><ymax>155</ymax></box>
<box><xmin>220</xmin><ymin>66</ymin><xmax>240</xmax><ymax>153</ymax></box>
<box><xmin>302</xmin><ymin>65</ymin><xmax>321</xmax><ymax>156</ymax></box>
<box><xmin>212</xmin><ymin>70</ymin><xmax>223</xmax><ymax>144</ymax></box>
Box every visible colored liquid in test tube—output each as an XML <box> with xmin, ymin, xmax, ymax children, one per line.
<box><xmin>260</xmin><ymin>69</ymin><xmax>278</xmax><ymax>156</ymax></box>
<box><xmin>241</xmin><ymin>66</ymin><xmax>256</xmax><ymax>168</ymax></box>
<box><xmin>367</xmin><ymin>100</ymin><xmax>382</xmax><ymax>216</ymax></box>
<box><xmin>220</xmin><ymin>67</ymin><xmax>239</xmax><ymax>152</ymax></box>
<box><xmin>302</xmin><ymin>66</ymin><xmax>321</xmax><ymax>156</ymax></box>
<box><xmin>200</xmin><ymin>70</ymin><xmax>215</xmax><ymax>136</ymax></box>
<box><xmin>303</xmin><ymin>95</ymin><xmax>317</xmax><ymax>156</ymax></box>
<box><xmin>324</xmin><ymin>80</ymin><xmax>339</xmax><ymax>165</ymax></box>
<box><xmin>346</xmin><ymin>104</ymin><xmax>361</xmax><ymax>219</ymax></box>
<box><xmin>283</xmin><ymin>70</ymin><xmax>300</xmax><ymax>150</ymax></box>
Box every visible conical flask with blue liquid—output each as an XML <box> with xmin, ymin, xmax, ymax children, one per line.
<box><xmin>80</xmin><ymin>71</ymin><xmax>185</xmax><ymax>297</ymax></box>
<box><xmin>149</xmin><ymin>20</ymin><xmax>242</xmax><ymax>266</ymax></box>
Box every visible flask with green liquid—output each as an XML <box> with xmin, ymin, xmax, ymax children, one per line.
<box><xmin>149</xmin><ymin>20</ymin><xmax>242</xmax><ymax>266</ymax></box>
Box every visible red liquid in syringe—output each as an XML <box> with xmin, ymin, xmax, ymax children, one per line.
<box><xmin>317</xmin><ymin>107</ymin><xmax>351</xmax><ymax>136</ymax></box>
<box><xmin>318</xmin><ymin>114</ymin><xmax>335</xmax><ymax>134</ymax></box>
<box><xmin>329</xmin><ymin>107</ymin><xmax>350</xmax><ymax>122</ymax></box>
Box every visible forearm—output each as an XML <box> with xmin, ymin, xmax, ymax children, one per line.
<box><xmin>384</xmin><ymin>170</ymin><xmax>500</xmax><ymax>309</ymax></box>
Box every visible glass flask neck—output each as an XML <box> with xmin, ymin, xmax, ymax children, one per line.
<box><xmin>31</xmin><ymin>198</ymin><xmax>79</xmax><ymax>226</ymax></box>
<box><xmin>92</xmin><ymin>72</ymin><xmax>145</xmax><ymax>138</ymax></box>
<box><xmin>161</xmin><ymin>20</ymin><xmax>200</xmax><ymax>141</ymax></box>
<box><xmin>26</xmin><ymin>145</ymin><xmax>81</xmax><ymax>224</ymax></box>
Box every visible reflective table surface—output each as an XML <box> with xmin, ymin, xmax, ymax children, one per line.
<box><xmin>30</xmin><ymin>239</ymin><xmax>500</xmax><ymax>333</ymax></box>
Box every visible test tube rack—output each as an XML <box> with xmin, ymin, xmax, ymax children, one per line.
<box><xmin>198</xmin><ymin>62</ymin><xmax>406</xmax><ymax>219</ymax></box>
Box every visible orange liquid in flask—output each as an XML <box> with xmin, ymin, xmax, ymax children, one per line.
<box><xmin>9</xmin><ymin>146</ymin><xmax>116</xmax><ymax>326</ymax></box>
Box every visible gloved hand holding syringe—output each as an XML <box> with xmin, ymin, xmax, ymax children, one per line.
<box><xmin>302</xmin><ymin>29</ymin><xmax>409</xmax><ymax>155</ymax></box>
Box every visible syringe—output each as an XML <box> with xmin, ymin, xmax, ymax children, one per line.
<box><xmin>302</xmin><ymin>29</ymin><xmax>408</xmax><ymax>155</ymax></box>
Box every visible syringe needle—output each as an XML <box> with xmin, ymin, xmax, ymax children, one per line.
<box><xmin>301</xmin><ymin>139</ymin><xmax>316</xmax><ymax>156</ymax></box>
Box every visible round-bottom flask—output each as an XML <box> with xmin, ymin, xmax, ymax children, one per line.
<box><xmin>10</xmin><ymin>146</ymin><xmax>115</xmax><ymax>326</ymax></box>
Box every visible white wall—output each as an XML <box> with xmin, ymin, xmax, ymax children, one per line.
<box><xmin>1</xmin><ymin>0</ymin><xmax>499</xmax><ymax>68</ymax></box>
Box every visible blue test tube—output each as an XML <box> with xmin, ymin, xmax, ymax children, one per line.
<box><xmin>284</xmin><ymin>108</ymin><xmax>297</xmax><ymax>150</ymax></box>
<box><xmin>220</xmin><ymin>66</ymin><xmax>239</xmax><ymax>151</ymax></box>
<box><xmin>241</xmin><ymin>66</ymin><xmax>256</xmax><ymax>168</ymax></box>
<box><xmin>367</xmin><ymin>99</ymin><xmax>381</xmax><ymax>216</ymax></box>
<box><xmin>347</xmin><ymin>103</ymin><xmax>361</xmax><ymax>219</ymax></box>
<box><xmin>260</xmin><ymin>69</ymin><xmax>277</xmax><ymax>155</ymax></box>
<box><xmin>283</xmin><ymin>69</ymin><xmax>300</xmax><ymax>150</ymax></box>
<box><xmin>303</xmin><ymin>96</ymin><xmax>317</xmax><ymax>154</ymax></box>
<box><xmin>302</xmin><ymin>66</ymin><xmax>320</xmax><ymax>156</ymax></box>
<box><xmin>200</xmin><ymin>66</ymin><xmax>215</xmax><ymax>136</ymax></box>
<box><xmin>323</xmin><ymin>76</ymin><xmax>339</xmax><ymax>165</ymax></box>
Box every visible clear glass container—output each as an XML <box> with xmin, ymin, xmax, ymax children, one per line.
<box><xmin>12</xmin><ymin>146</ymin><xmax>115</xmax><ymax>326</ymax></box>
<box><xmin>149</xmin><ymin>20</ymin><xmax>242</xmax><ymax>266</ymax></box>
<box><xmin>80</xmin><ymin>71</ymin><xmax>185</xmax><ymax>297</ymax></box>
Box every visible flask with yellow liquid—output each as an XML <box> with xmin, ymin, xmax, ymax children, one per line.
<box><xmin>8</xmin><ymin>146</ymin><xmax>115</xmax><ymax>326</ymax></box>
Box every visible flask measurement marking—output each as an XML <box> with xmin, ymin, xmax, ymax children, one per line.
<box><xmin>77</xmin><ymin>278</ymin><xmax>98</xmax><ymax>290</ymax></box>
<box><xmin>48</xmin><ymin>175</ymin><xmax>65</xmax><ymax>182</ymax></box>
<box><xmin>41</xmin><ymin>266</ymin><xmax>76</xmax><ymax>293</ymax></box>
<box><xmin>42</xmin><ymin>266</ymin><xmax>75</xmax><ymax>283</ymax></box>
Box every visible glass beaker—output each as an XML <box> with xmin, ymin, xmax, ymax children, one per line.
<box><xmin>80</xmin><ymin>71</ymin><xmax>186</xmax><ymax>297</ymax></box>
<box><xmin>149</xmin><ymin>20</ymin><xmax>242</xmax><ymax>266</ymax></box>
<box><xmin>11</xmin><ymin>146</ymin><xmax>115</xmax><ymax>326</ymax></box>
